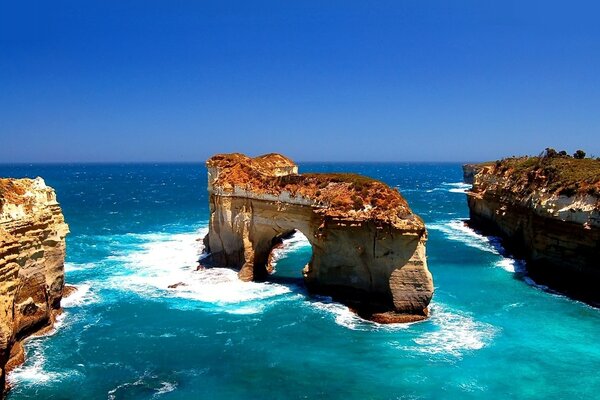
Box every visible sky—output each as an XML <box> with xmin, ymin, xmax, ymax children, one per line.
<box><xmin>1</xmin><ymin>1</ymin><xmax>599</xmax><ymax>163</ymax></box>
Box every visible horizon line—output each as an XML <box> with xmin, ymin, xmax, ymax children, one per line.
<box><xmin>0</xmin><ymin>160</ymin><xmax>485</xmax><ymax>166</ymax></box>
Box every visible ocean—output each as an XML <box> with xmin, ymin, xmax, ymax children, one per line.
<box><xmin>1</xmin><ymin>162</ymin><xmax>599</xmax><ymax>399</ymax></box>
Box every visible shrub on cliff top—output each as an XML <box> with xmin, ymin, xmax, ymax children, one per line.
<box><xmin>491</xmin><ymin>155</ymin><xmax>600</xmax><ymax>196</ymax></box>
<box><xmin>543</xmin><ymin>148</ymin><xmax>558</xmax><ymax>158</ymax></box>
<box><xmin>573</xmin><ymin>149</ymin><xmax>586</xmax><ymax>159</ymax></box>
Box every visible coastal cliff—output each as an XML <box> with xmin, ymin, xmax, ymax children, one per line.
<box><xmin>0</xmin><ymin>178</ymin><xmax>69</xmax><ymax>391</ymax></box>
<box><xmin>202</xmin><ymin>153</ymin><xmax>433</xmax><ymax>323</ymax></box>
<box><xmin>465</xmin><ymin>156</ymin><xmax>600</xmax><ymax>302</ymax></box>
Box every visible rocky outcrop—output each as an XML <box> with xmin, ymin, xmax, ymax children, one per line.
<box><xmin>0</xmin><ymin>178</ymin><xmax>69</xmax><ymax>391</ymax></box>
<box><xmin>465</xmin><ymin>157</ymin><xmax>600</xmax><ymax>303</ymax></box>
<box><xmin>202</xmin><ymin>153</ymin><xmax>433</xmax><ymax>323</ymax></box>
<box><xmin>462</xmin><ymin>164</ymin><xmax>482</xmax><ymax>185</ymax></box>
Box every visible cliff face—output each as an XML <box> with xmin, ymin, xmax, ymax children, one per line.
<box><xmin>0</xmin><ymin>178</ymin><xmax>69</xmax><ymax>390</ymax></box>
<box><xmin>203</xmin><ymin>153</ymin><xmax>433</xmax><ymax>323</ymax></box>
<box><xmin>465</xmin><ymin>157</ymin><xmax>600</xmax><ymax>302</ymax></box>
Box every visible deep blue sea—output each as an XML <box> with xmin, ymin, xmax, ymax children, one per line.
<box><xmin>1</xmin><ymin>163</ymin><xmax>599</xmax><ymax>399</ymax></box>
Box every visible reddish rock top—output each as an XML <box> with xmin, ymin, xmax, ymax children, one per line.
<box><xmin>206</xmin><ymin>153</ymin><xmax>424</xmax><ymax>232</ymax></box>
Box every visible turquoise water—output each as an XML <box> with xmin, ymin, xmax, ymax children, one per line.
<box><xmin>1</xmin><ymin>163</ymin><xmax>598</xmax><ymax>399</ymax></box>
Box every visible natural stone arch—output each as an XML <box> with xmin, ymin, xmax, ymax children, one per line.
<box><xmin>202</xmin><ymin>153</ymin><xmax>433</xmax><ymax>323</ymax></box>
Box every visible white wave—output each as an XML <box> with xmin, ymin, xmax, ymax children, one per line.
<box><xmin>427</xmin><ymin>182</ymin><xmax>471</xmax><ymax>193</ymax></box>
<box><xmin>61</xmin><ymin>283</ymin><xmax>98</xmax><ymax>308</ymax></box>
<box><xmin>495</xmin><ymin>258</ymin><xmax>527</xmax><ymax>273</ymax></box>
<box><xmin>154</xmin><ymin>381</ymin><xmax>177</xmax><ymax>397</ymax></box>
<box><xmin>428</xmin><ymin>219</ymin><xmax>500</xmax><ymax>255</ymax></box>
<box><xmin>495</xmin><ymin>258</ymin><xmax>515</xmax><ymax>272</ymax></box>
<box><xmin>169</xmin><ymin>268</ymin><xmax>292</xmax><ymax>306</ymax></box>
<box><xmin>310</xmin><ymin>299</ymin><xmax>365</xmax><ymax>330</ymax></box>
<box><xmin>9</xmin><ymin>356</ymin><xmax>58</xmax><ymax>385</ymax></box>
<box><xmin>64</xmin><ymin>262</ymin><xmax>95</xmax><ymax>272</ymax></box>
<box><xmin>399</xmin><ymin>303</ymin><xmax>497</xmax><ymax>358</ymax></box>
<box><xmin>105</xmin><ymin>228</ymin><xmax>293</xmax><ymax>313</ymax></box>
<box><xmin>108</xmin><ymin>375</ymin><xmax>177</xmax><ymax>399</ymax></box>
<box><xmin>442</xmin><ymin>182</ymin><xmax>472</xmax><ymax>189</ymax></box>
<box><xmin>50</xmin><ymin>312</ymin><xmax>67</xmax><ymax>333</ymax></box>
<box><xmin>8</xmin><ymin>340</ymin><xmax>78</xmax><ymax>385</ymax></box>
<box><xmin>309</xmin><ymin>297</ymin><xmax>413</xmax><ymax>331</ymax></box>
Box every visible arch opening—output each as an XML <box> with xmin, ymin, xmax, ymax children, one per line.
<box><xmin>262</xmin><ymin>229</ymin><xmax>313</xmax><ymax>284</ymax></box>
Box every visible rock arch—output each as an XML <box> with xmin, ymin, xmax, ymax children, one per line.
<box><xmin>202</xmin><ymin>153</ymin><xmax>433</xmax><ymax>323</ymax></box>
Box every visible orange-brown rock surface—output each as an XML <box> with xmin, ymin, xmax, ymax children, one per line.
<box><xmin>0</xmin><ymin>178</ymin><xmax>69</xmax><ymax>392</ymax></box>
<box><xmin>465</xmin><ymin>156</ymin><xmax>600</xmax><ymax>303</ymax></box>
<box><xmin>203</xmin><ymin>153</ymin><xmax>433</xmax><ymax>322</ymax></box>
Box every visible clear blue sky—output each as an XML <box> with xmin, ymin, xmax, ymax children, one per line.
<box><xmin>1</xmin><ymin>1</ymin><xmax>599</xmax><ymax>162</ymax></box>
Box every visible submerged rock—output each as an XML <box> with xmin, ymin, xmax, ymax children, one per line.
<box><xmin>464</xmin><ymin>156</ymin><xmax>600</xmax><ymax>303</ymax></box>
<box><xmin>202</xmin><ymin>153</ymin><xmax>433</xmax><ymax>323</ymax></box>
<box><xmin>0</xmin><ymin>178</ymin><xmax>69</xmax><ymax>392</ymax></box>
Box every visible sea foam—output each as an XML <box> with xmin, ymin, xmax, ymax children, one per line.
<box><xmin>397</xmin><ymin>303</ymin><xmax>497</xmax><ymax>358</ymax></box>
<box><xmin>428</xmin><ymin>219</ymin><xmax>501</xmax><ymax>255</ymax></box>
<box><xmin>443</xmin><ymin>181</ymin><xmax>472</xmax><ymax>193</ymax></box>
<box><xmin>8</xmin><ymin>339</ymin><xmax>80</xmax><ymax>386</ymax></box>
<box><xmin>103</xmin><ymin>228</ymin><xmax>294</xmax><ymax>314</ymax></box>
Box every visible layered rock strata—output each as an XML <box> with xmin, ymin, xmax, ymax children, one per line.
<box><xmin>202</xmin><ymin>153</ymin><xmax>433</xmax><ymax>323</ymax></box>
<box><xmin>0</xmin><ymin>178</ymin><xmax>69</xmax><ymax>391</ymax></box>
<box><xmin>465</xmin><ymin>157</ymin><xmax>600</xmax><ymax>303</ymax></box>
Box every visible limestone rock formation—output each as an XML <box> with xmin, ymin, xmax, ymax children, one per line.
<box><xmin>0</xmin><ymin>178</ymin><xmax>69</xmax><ymax>391</ymax></box>
<box><xmin>465</xmin><ymin>156</ymin><xmax>600</xmax><ymax>303</ymax></box>
<box><xmin>202</xmin><ymin>153</ymin><xmax>433</xmax><ymax>323</ymax></box>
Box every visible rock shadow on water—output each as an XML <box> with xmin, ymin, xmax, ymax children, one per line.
<box><xmin>463</xmin><ymin>219</ymin><xmax>598</xmax><ymax>307</ymax></box>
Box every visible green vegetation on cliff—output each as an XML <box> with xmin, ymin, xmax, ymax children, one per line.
<box><xmin>480</xmin><ymin>152</ymin><xmax>600</xmax><ymax>197</ymax></box>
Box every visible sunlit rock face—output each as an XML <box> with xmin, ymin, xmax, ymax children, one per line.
<box><xmin>203</xmin><ymin>153</ymin><xmax>433</xmax><ymax>323</ymax></box>
<box><xmin>464</xmin><ymin>158</ymin><xmax>600</xmax><ymax>303</ymax></box>
<box><xmin>0</xmin><ymin>178</ymin><xmax>69</xmax><ymax>391</ymax></box>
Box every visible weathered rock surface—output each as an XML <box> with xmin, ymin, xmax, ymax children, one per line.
<box><xmin>464</xmin><ymin>157</ymin><xmax>600</xmax><ymax>303</ymax></box>
<box><xmin>0</xmin><ymin>178</ymin><xmax>69</xmax><ymax>391</ymax></box>
<box><xmin>202</xmin><ymin>153</ymin><xmax>433</xmax><ymax>322</ymax></box>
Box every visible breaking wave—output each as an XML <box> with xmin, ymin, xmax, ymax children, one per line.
<box><xmin>62</xmin><ymin>283</ymin><xmax>98</xmax><ymax>308</ymax></box>
<box><xmin>428</xmin><ymin>219</ymin><xmax>501</xmax><ymax>255</ymax></box>
<box><xmin>396</xmin><ymin>303</ymin><xmax>497</xmax><ymax>358</ymax></box>
<box><xmin>102</xmin><ymin>228</ymin><xmax>295</xmax><ymax>314</ymax></box>
<box><xmin>8</xmin><ymin>340</ymin><xmax>80</xmax><ymax>386</ymax></box>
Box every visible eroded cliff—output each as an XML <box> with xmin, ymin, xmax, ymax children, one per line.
<box><xmin>0</xmin><ymin>178</ymin><xmax>69</xmax><ymax>391</ymax></box>
<box><xmin>465</xmin><ymin>156</ymin><xmax>600</xmax><ymax>303</ymax></box>
<box><xmin>202</xmin><ymin>153</ymin><xmax>433</xmax><ymax>323</ymax></box>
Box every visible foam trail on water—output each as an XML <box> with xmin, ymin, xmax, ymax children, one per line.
<box><xmin>428</xmin><ymin>219</ymin><xmax>500</xmax><ymax>255</ymax></box>
<box><xmin>309</xmin><ymin>296</ymin><xmax>414</xmax><ymax>332</ymax></box>
<box><xmin>395</xmin><ymin>302</ymin><xmax>497</xmax><ymax>358</ymax></box>
<box><xmin>495</xmin><ymin>258</ymin><xmax>527</xmax><ymax>274</ymax></box>
<box><xmin>65</xmin><ymin>262</ymin><xmax>96</xmax><ymax>272</ymax></box>
<box><xmin>8</xmin><ymin>340</ymin><xmax>78</xmax><ymax>386</ymax></box>
<box><xmin>426</xmin><ymin>182</ymin><xmax>472</xmax><ymax>193</ymax></box>
<box><xmin>105</xmin><ymin>228</ymin><xmax>293</xmax><ymax>314</ymax></box>
<box><xmin>62</xmin><ymin>283</ymin><xmax>98</xmax><ymax>308</ymax></box>
<box><xmin>429</xmin><ymin>220</ymin><xmax>557</xmax><ymax>298</ymax></box>
<box><xmin>442</xmin><ymin>182</ymin><xmax>472</xmax><ymax>193</ymax></box>
<box><xmin>495</xmin><ymin>259</ymin><xmax>516</xmax><ymax>272</ymax></box>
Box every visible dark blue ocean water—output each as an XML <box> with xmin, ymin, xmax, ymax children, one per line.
<box><xmin>1</xmin><ymin>163</ymin><xmax>598</xmax><ymax>399</ymax></box>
